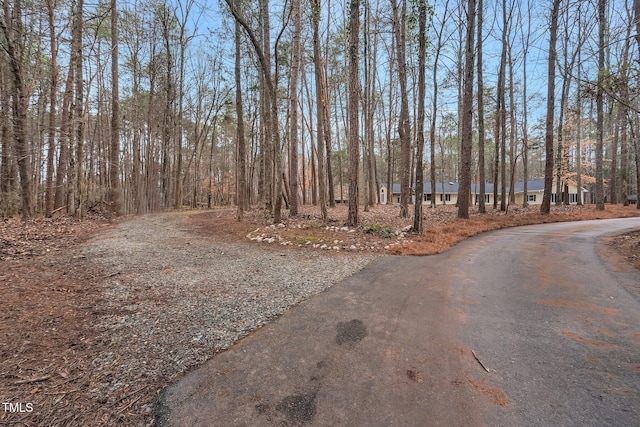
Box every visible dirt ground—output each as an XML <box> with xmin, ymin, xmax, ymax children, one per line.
<box><xmin>1</xmin><ymin>203</ymin><xmax>639</xmax><ymax>426</ymax></box>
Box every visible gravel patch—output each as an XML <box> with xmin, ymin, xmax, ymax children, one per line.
<box><xmin>77</xmin><ymin>212</ymin><xmax>375</xmax><ymax>424</ymax></box>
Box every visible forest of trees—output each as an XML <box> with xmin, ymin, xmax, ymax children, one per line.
<box><xmin>0</xmin><ymin>0</ymin><xmax>639</xmax><ymax>225</ymax></box>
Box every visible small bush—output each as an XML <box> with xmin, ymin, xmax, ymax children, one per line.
<box><xmin>363</xmin><ymin>223</ymin><xmax>395</xmax><ymax>238</ymax></box>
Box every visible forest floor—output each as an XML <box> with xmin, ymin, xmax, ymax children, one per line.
<box><xmin>1</xmin><ymin>203</ymin><xmax>639</xmax><ymax>426</ymax></box>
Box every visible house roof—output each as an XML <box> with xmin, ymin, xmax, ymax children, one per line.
<box><xmin>382</xmin><ymin>179</ymin><xmax>588</xmax><ymax>195</ymax></box>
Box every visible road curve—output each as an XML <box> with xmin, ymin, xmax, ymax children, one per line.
<box><xmin>157</xmin><ymin>218</ymin><xmax>640</xmax><ymax>427</ymax></box>
<box><xmin>452</xmin><ymin>217</ymin><xmax>640</xmax><ymax>426</ymax></box>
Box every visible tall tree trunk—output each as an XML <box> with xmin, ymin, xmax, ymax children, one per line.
<box><xmin>556</xmin><ymin>5</ymin><xmax>570</xmax><ymax>206</ymax></box>
<box><xmin>0</xmin><ymin>0</ymin><xmax>33</xmax><ymax>219</ymax></box>
<box><xmin>174</xmin><ymin>1</ymin><xmax>195</xmax><ymax>209</ymax></box>
<box><xmin>634</xmin><ymin>116</ymin><xmax>640</xmax><ymax>210</ymax></box>
<box><xmin>234</xmin><ymin>7</ymin><xmax>246</xmax><ymax>221</ymax></box>
<box><xmin>130</xmin><ymin>28</ymin><xmax>142</xmax><ymax>214</ymax></box>
<box><xmin>323</xmin><ymin>80</ymin><xmax>335</xmax><ymax>208</ymax></box>
<box><xmin>161</xmin><ymin>8</ymin><xmax>174</xmax><ymax>208</ymax></box>
<box><xmin>54</xmin><ymin>39</ymin><xmax>75</xmax><ymax>212</ymax></box>
<box><xmin>312</xmin><ymin>0</ymin><xmax>327</xmax><ymax>222</ymax></box>
<box><xmin>458</xmin><ymin>0</ymin><xmax>476</xmax><ymax>219</ymax></box>
<box><xmin>109</xmin><ymin>0</ymin><xmax>122</xmax><ymax>215</ymax></box>
<box><xmin>224</xmin><ymin>0</ymin><xmax>283</xmax><ymax>222</ymax></box>
<box><xmin>477</xmin><ymin>0</ymin><xmax>486</xmax><ymax>213</ymax></box>
<box><xmin>387</xmin><ymin>40</ymin><xmax>395</xmax><ymax>205</ymax></box>
<box><xmin>521</xmin><ymin>0</ymin><xmax>532</xmax><ymax>207</ymax></box>
<box><xmin>73</xmin><ymin>0</ymin><xmax>84</xmax><ymax>218</ymax></box>
<box><xmin>619</xmin><ymin>25</ymin><xmax>631</xmax><ymax>207</ymax></box>
<box><xmin>347</xmin><ymin>0</ymin><xmax>360</xmax><ymax>226</ymax></box>
<box><xmin>632</xmin><ymin>0</ymin><xmax>640</xmax><ymax>209</ymax></box>
<box><xmin>413</xmin><ymin>0</ymin><xmax>428</xmax><ymax>232</ymax></box>
<box><xmin>576</xmin><ymin>0</ymin><xmax>583</xmax><ymax>205</ymax></box>
<box><xmin>542</xmin><ymin>0</ymin><xmax>560</xmax><ymax>214</ymax></box>
<box><xmin>391</xmin><ymin>0</ymin><xmax>411</xmax><ymax>218</ymax></box>
<box><xmin>45</xmin><ymin>0</ymin><xmax>58</xmax><ymax>217</ymax></box>
<box><xmin>0</xmin><ymin>69</ymin><xmax>15</xmax><ymax>215</ymax></box>
<box><xmin>507</xmin><ymin>41</ymin><xmax>516</xmax><ymax>206</ymax></box>
<box><xmin>363</xmin><ymin>1</ymin><xmax>372</xmax><ymax>211</ymax></box>
<box><xmin>259</xmin><ymin>0</ymin><xmax>273</xmax><ymax>214</ymax></box>
<box><xmin>595</xmin><ymin>0</ymin><xmax>606</xmax><ymax>210</ymax></box>
<box><xmin>498</xmin><ymin>0</ymin><xmax>507</xmax><ymax>212</ymax></box>
<box><xmin>431</xmin><ymin>0</ymin><xmax>450</xmax><ymax>208</ymax></box>
<box><xmin>362</xmin><ymin>2</ymin><xmax>370</xmax><ymax>210</ymax></box>
<box><xmin>288</xmin><ymin>0</ymin><xmax>301</xmax><ymax>216</ymax></box>
<box><xmin>493</xmin><ymin>57</ymin><xmax>505</xmax><ymax>209</ymax></box>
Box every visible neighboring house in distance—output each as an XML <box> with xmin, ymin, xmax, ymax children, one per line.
<box><xmin>380</xmin><ymin>179</ymin><xmax>589</xmax><ymax>206</ymax></box>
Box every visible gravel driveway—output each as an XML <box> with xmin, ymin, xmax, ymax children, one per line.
<box><xmin>78</xmin><ymin>211</ymin><xmax>375</xmax><ymax>425</ymax></box>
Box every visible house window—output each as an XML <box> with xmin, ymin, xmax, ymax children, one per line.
<box><xmin>440</xmin><ymin>194</ymin><xmax>451</xmax><ymax>202</ymax></box>
<box><xmin>528</xmin><ymin>194</ymin><xmax>537</xmax><ymax>202</ymax></box>
<box><xmin>424</xmin><ymin>193</ymin><xmax>432</xmax><ymax>202</ymax></box>
<box><xmin>551</xmin><ymin>193</ymin><xmax>557</xmax><ymax>203</ymax></box>
<box><xmin>570</xmin><ymin>193</ymin><xmax>578</xmax><ymax>204</ymax></box>
<box><xmin>397</xmin><ymin>196</ymin><xmax>401</xmax><ymax>203</ymax></box>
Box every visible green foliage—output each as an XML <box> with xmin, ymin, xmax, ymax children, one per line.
<box><xmin>363</xmin><ymin>223</ymin><xmax>395</xmax><ymax>238</ymax></box>
<box><xmin>407</xmin><ymin>0</ymin><xmax>435</xmax><ymax>51</ymax></box>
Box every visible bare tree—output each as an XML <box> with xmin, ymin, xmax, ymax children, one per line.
<box><xmin>519</xmin><ymin>0</ymin><xmax>532</xmax><ymax>207</ymax></box>
<box><xmin>109</xmin><ymin>0</ymin><xmax>122</xmax><ymax>215</ymax></box>
<box><xmin>234</xmin><ymin>1</ymin><xmax>246</xmax><ymax>221</ymax></box>
<box><xmin>477</xmin><ymin>0</ymin><xmax>486</xmax><ymax>213</ymax></box>
<box><xmin>224</xmin><ymin>0</ymin><xmax>284</xmax><ymax>222</ymax></box>
<box><xmin>595</xmin><ymin>0</ymin><xmax>605</xmax><ymax>210</ymax></box>
<box><xmin>541</xmin><ymin>0</ymin><xmax>560</xmax><ymax>214</ymax></box>
<box><xmin>72</xmin><ymin>0</ymin><xmax>84</xmax><ymax>217</ymax></box>
<box><xmin>458</xmin><ymin>0</ymin><xmax>476</xmax><ymax>219</ymax></box>
<box><xmin>430</xmin><ymin>0</ymin><xmax>451</xmax><ymax>209</ymax></box>
<box><xmin>619</xmin><ymin>12</ymin><xmax>631</xmax><ymax>206</ymax></box>
<box><xmin>632</xmin><ymin>0</ymin><xmax>640</xmax><ymax>209</ymax></box>
<box><xmin>347</xmin><ymin>0</ymin><xmax>360</xmax><ymax>226</ymax></box>
<box><xmin>0</xmin><ymin>0</ymin><xmax>33</xmax><ymax>218</ymax></box>
<box><xmin>414</xmin><ymin>0</ymin><xmax>429</xmax><ymax>232</ymax></box>
<box><xmin>288</xmin><ymin>0</ymin><xmax>302</xmax><ymax>216</ymax></box>
<box><xmin>312</xmin><ymin>0</ymin><xmax>328</xmax><ymax>222</ymax></box>
<box><xmin>496</xmin><ymin>0</ymin><xmax>509</xmax><ymax>212</ymax></box>
<box><xmin>45</xmin><ymin>0</ymin><xmax>58</xmax><ymax>217</ymax></box>
<box><xmin>391</xmin><ymin>0</ymin><xmax>411</xmax><ymax>218</ymax></box>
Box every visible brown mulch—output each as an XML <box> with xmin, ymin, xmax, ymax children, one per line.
<box><xmin>610</xmin><ymin>229</ymin><xmax>640</xmax><ymax>271</ymax></box>
<box><xmin>1</xmin><ymin>203</ymin><xmax>639</xmax><ymax>426</ymax></box>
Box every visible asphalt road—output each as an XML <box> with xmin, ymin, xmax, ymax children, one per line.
<box><xmin>454</xmin><ymin>218</ymin><xmax>640</xmax><ymax>426</ymax></box>
<box><xmin>158</xmin><ymin>218</ymin><xmax>640</xmax><ymax>426</ymax></box>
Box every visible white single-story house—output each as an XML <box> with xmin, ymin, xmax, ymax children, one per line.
<box><xmin>380</xmin><ymin>179</ymin><xmax>589</xmax><ymax>206</ymax></box>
